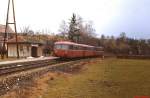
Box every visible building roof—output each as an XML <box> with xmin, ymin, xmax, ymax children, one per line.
<box><xmin>0</xmin><ymin>24</ymin><xmax>14</xmax><ymax>33</ymax></box>
<box><xmin>7</xmin><ymin>36</ymin><xmax>43</xmax><ymax>45</ymax></box>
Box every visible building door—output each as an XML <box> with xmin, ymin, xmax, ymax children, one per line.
<box><xmin>31</xmin><ymin>46</ymin><xmax>37</xmax><ymax>57</ymax></box>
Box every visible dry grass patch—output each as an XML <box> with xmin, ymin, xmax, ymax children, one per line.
<box><xmin>1</xmin><ymin>73</ymin><xmax>57</xmax><ymax>98</ymax></box>
<box><xmin>41</xmin><ymin>58</ymin><xmax>150</xmax><ymax>98</ymax></box>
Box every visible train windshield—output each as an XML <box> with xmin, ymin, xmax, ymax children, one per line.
<box><xmin>55</xmin><ymin>44</ymin><xmax>69</xmax><ymax>50</ymax></box>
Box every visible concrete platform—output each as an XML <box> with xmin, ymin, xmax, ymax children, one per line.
<box><xmin>0</xmin><ymin>56</ymin><xmax>59</xmax><ymax>65</ymax></box>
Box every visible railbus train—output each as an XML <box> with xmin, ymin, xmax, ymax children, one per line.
<box><xmin>53</xmin><ymin>41</ymin><xmax>104</xmax><ymax>58</ymax></box>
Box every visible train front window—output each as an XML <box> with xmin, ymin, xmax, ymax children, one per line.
<box><xmin>55</xmin><ymin>44</ymin><xmax>69</xmax><ymax>50</ymax></box>
<box><xmin>55</xmin><ymin>44</ymin><xmax>62</xmax><ymax>49</ymax></box>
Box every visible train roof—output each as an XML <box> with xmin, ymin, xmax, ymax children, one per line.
<box><xmin>55</xmin><ymin>41</ymin><xmax>75</xmax><ymax>45</ymax></box>
<box><xmin>55</xmin><ymin>41</ymin><xmax>94</xmax><ymax>48</ymax></box>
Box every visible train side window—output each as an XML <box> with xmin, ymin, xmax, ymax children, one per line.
<box><xmin>95</xmin><ymin>47</ymin><xmax>98</xmax><ymax>51</ymax></box>
<box><xmin>84</xmin><ymin>47</ymin><xmax>87</xmax><ymax>50</ymax></box>
<box><xmin>89</xmin><ymin>47</ymin><xmax>92</xmax><ymax>50</ymax></box>
<box><xmin>86</xmin><ymin>47</ymin><xmax>89</xmax><ymax>50</ymax></box>
<box><xmin>89</xmin><ymin>47</ymin><xmax>91</xmax><ymax>50</ymax></box>
<box><xmin>78</xmin><ymin>46</ymin><xmax>83</xmax><ymax>50</ymax></box>
<box><xmin>76</xmin><ymin>46</ymin><xmax>79</xmax><ymax>50</ymax></box>
<box><xmin>69</xmin><ymin>45</ymin><xmax>73</xmax><ymax>50</ymax></box>
<box><xmin>55</xmin><ymin>44</ymin><xmax>62</xmax><ymax>49</ymax></box>
<box><xmin>96</xmin><ymin>48</ymin><xmax>98</xmax><ymax>51</ymax></box>
<box><xmin>73</xmin><ymin>45</ymin><xmax>79</xmax><ymax>50</ymax></box>
<box><xmin>90</xmin><ymin>47</ymin><xmax>94</xmax><ymax>50</ymax></box>
<box><xmin>61</xmin><ymin>44</ymin><xmax>69</xmax><ymax>50</ymax></box>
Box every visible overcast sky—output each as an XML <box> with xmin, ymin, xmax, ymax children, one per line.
<box><xmin>0</xmin><ymin>0</ymin><xmax>150</xmax><ymax>39</ymax></box>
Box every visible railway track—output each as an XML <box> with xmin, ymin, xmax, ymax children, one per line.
<box><xmin>0</xmin><ymin>58</ymin><xmax>63</xmax><ymax>76</ymax></box>
<box><xmin>0</xmin><ymin>57</ymin><xmax>88</xmax><ymax>76</ymax></box>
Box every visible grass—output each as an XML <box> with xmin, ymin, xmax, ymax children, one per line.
<box><xmin>42</xmin><ymin>58</ymin><xmax>150</xmax><ymax>98</ymax></box>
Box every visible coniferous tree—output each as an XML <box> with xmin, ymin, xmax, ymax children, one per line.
<box><xmin>68</xmin><ymin>13</ymin><xmax>80</xmax><ymax>42</ymax></box>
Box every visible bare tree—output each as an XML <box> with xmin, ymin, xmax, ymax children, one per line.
<box><xmin>58</xmin><ymin>20</ymin><xmax>69</xmax><ymax>38</ymax></box>
<box><xmin>20</xmin><ymin>26</ymin><xmax>34</xmax><ymax>36</ymax></box>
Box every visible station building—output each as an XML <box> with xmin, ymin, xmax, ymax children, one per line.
<box><xmin>7</xmin><ymin>36</ymin><xmax>44</xmax><ymax>58</ymax></box>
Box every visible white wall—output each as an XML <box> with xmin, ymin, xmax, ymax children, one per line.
<box><xmin>8</xmin><ymin>44</ymin><xmax>44</xmax><ymax>57</ymax></box>
<box><xmin>8</xmin><ymin>44</ymin><xmax>31</xmax><ymax>58</ymax></box>
<box><xmin>19</xmin><ymin>44</ymin><xmax>31</xmax><ymax>57</ymax></box>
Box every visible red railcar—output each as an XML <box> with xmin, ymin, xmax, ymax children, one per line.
<box><xmin>53</xmin><ymin>41</ymin><xmax>104</xmax><ymax>58</ymax></box>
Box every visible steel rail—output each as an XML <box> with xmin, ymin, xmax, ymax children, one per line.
<box><xmin>0</xmin><ymin>58</ymin><xmax>62</xmax><ymax>75</ymax></box>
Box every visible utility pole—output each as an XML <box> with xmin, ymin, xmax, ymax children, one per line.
<box><xmin>1</xmin><ymin>0</ymin><xmax>19</xmax><ymax>59</ymax></box>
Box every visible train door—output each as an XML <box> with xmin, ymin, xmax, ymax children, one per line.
<box><xmin>31</xmin><ymin>46</ymin><xmax>38</xmax><ymax>57</ymax></box>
